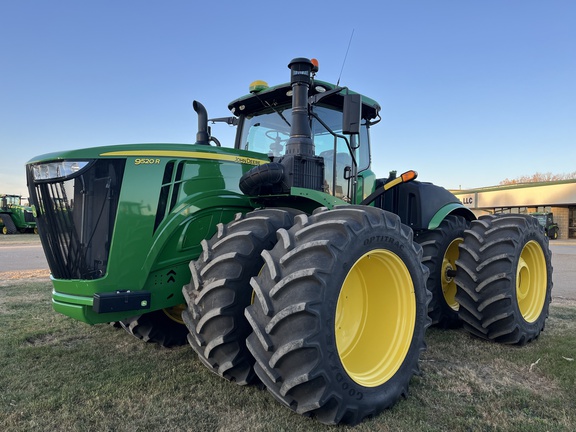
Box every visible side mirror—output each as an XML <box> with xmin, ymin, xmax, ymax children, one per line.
<box><xmin>342</xmin><ymin>93</ymin><xmax>362</xmax><ymax>135</ymax></box>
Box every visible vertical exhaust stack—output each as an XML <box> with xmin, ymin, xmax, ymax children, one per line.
<box><xmin>193</xmin><ymin>100</ymin><xmax>210</xmax><ymax>145</ymax></box>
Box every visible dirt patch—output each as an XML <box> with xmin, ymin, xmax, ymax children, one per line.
<box><xmin>0</xmin><ymin>234</ymin><xmax>41</xmax><ymax>247</ymax></box>
<box><xmin>0</xmin><ymin>269</ymin><xmax>50</xmax><ymax>286</ymax></box>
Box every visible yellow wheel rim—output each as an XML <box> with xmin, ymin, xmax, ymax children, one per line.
<box><xmin>335</xmin><ymin>250</ymin><xmax>416</xmax><ymax>387</ymax></box>
<box><xmin>516</xmin><ymin>240</ymin><xmax>547</xmax><ymax>323</ymax></box>
<box><xmin>163</xmin><ymin>304</ymin><xmax>186</xmax><ymax>324</ymax></box>
<box><xmin>441</xmin><ymin>238</ymin><xmax>462</xmax><ymax>311</ymax></box>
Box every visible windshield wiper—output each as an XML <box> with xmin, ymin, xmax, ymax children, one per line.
<box><xmin>254</xmin><ymin>93</ymin><xmax>291</xmax><ymax>128</ymax></box>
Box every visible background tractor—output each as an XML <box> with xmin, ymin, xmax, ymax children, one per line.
<box><xmin>531</xmin><ymin>212</ymin><xmax>559</xmax><ymax>239</ymax></box>
<box><xmin>0</xmin><ymin>193</ymin><xmax>37</xmax><ymax>234</ymax></box>
<box><xmin>26</xmin><ymin>58</ymin><xmax>553</xmax><ymax>425</ymax></box>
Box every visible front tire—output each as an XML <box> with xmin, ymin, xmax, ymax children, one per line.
<box><xmin>455</xmin><ymin>214</ymin><xmax>553</xmax><ymax>345</ymax></box>
<box><xmin>181</xmin><ymin>208</ymin><xmax>299</xmax><ymax>385</ymax></box>
<box><xmin>245</xmin><ymin>206</ymin><xmax>430</xmax><ymax>425</ymax></box>
<box><xmin>120</xmin><ymin>306</ymin><xmax>188</xmax><ymax>348</ymax></box>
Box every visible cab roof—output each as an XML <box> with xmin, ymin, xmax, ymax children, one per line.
<box><xmin>228</xmin><ymin>80</ymin><xmax>381</xmax><ymax>121</ymax></box>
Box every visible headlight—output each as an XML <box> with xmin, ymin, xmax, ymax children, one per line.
<box><xmin>32</xmin><ymin>161</ymin><xmax>91</xmax><ymax>181</ymax></box>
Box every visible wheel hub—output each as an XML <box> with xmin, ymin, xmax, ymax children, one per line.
<box><xmin>440</xmin><ymin>238</ymin><xmax>462</xmax><ymax>311</ymax></box>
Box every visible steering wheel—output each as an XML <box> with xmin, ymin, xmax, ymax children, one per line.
<box><xmin>265</xmin><ymin>130</ymin><xmax>290</xmax><ymax>142</ymax></box>
<box><xmin>265</xmin><ymin>130</ymin><xmax>290</xmax><ymax>156</ymax></box>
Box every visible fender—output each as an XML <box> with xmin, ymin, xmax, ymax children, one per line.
<box><xmin>428</xmin><ymin>202</ymin><xmax>476</xmax><ymax>230</ymax></box>
<box><xmin>374</xmin><ymin>180</ymin><xmax>475</xmax><ymax>231</ymax></box>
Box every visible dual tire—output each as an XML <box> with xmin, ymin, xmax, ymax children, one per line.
<box><xmin>455</xmin><ymin>214</ymin><xmax>553</xmax><ymax>344</ymax></box>
<box><xmin>181</xmin><ymin>206</ymin><xmax>431</xmax><ymax>425</ymax></box>
<box><xmin>415</xmin><ymin>213</ymin><xmax>552</xmax><ymax>343</ymax></box>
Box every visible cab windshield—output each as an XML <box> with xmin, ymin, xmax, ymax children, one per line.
<box><xmin>534</xmin><ymin>215</ymin><xmax>548</xmax><ymax>227</ymax></box>
<box><xmin>238</xmin><ymin>105</ymin><xmax>370</xmax><ymax>166</ymax></box>
<box><xmin>238</xmin><ymin>105</ymin><xmax>370</xmax><ymax>199</ymax></box>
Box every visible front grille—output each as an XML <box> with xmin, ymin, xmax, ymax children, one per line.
<box><xmin>24</xmin><ymin>210</ymin><xmax>35</xmax><ymax>223</ymax></box>
<box><xmin>27</xmin><ymin>159</ymin><xmax>125</xmax><ymax>280</ymax></box>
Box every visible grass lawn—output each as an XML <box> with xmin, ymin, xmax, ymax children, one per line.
<box><xmin>1</xmin><ymin>279</ymin><xmax>575</xmax><ymax>431</ymax></box>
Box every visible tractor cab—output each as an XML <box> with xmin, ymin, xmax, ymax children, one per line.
<box><xmin>1</xmin><ymin>194</ymin><xmax>22</xmax><ymax>209</ymax></box>
<box><xmin>530</xmin><ymin>212</ymin><xmax>559</xmax><ymax>239</ymax></box>
<box><xmin>217</xmin><ymin>60</ymin><xmax>381</xmax><ymax>202</ymax></box>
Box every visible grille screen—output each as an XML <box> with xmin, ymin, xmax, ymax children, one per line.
<box><xmin>27</xmin><ymin>159</ymin><xmax>125</xmax><ymax>280</ymax></box>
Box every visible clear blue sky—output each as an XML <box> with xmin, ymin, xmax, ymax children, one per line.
<box><xmin>1</xmin><ymin>0</ymin><xmax>575</xmax><ymax>197</ymax></box>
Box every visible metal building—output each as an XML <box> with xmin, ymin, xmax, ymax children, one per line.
<box><xmin>452</xmin><ymin>179</ymin><xmax>576</xmax><ymax>239</ymax></box>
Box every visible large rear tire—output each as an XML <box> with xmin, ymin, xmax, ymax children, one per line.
<box><xmin>245</xmin><ymin>206</ymin><xmax>430</xmax><ymax>425</ymax></box>
<box><xmin>416</xmin><ymin>215</ymin><xmax>469</xmax><ymax>328</ymax></box>
<box><xmin>120</xmin><ymin>306</ymin><xmax>188</xmax><ymax>348</ymax></box>
<box><xmin>181</xmin><ymin>208</ymin><xmax>299</xmax><ymax>385</ymax></box>
<box><xmin>550</xmin><ymin>227</ymin><xmax>559</xmax><ymax>240</ymax></box>
<box><xmin>455</xmin><ymin>214</ymin><xmax>553</xmax><ymax>345</ymax></box>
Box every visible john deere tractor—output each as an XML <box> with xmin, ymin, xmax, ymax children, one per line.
<box><xmin>0</xmin><ymin>194</ymin><xmax>37</xmax><ymax>234</ymax></box>
<box><xmin>26</xmin><ymin>58</ymin><xmax>553</xmax><ymax>425</ymax></box>
<box><xmin>531</xmin><ymin>212</ymin><xmax>559</xmax><ymax>240</ymax></box>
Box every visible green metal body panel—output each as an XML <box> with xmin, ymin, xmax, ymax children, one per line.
<box><xmin>358</xmin><ymin>170</ymin><xmax>377</xmax><ymax>203</ymax></box>
<box><xmin>428</xmin><ymin>203</ymin><xmax>476</xmax><ymax>230</ymax></box>
<box><xmin>29</xmin><ymin>142</ymin><xmax>357</xmax><ymax>324</ymax></box>
<box><xmin>28</xmin><ymin>143</ymin><xmax>273</xmax><ymax>324</ymax></box>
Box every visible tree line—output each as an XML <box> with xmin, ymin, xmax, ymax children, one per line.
<box><xmin>500</xmin><ymin>172</ymin><xmax>576</xmax><ymax>185</ymax></box>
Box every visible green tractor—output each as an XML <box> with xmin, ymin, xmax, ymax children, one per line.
<box><xmin>531</xmin><ymin>212</ymin><xmax>559</xmax><ymax>239</ymax></box>
<box><xmin>26</xmin><ymin>58</ymin><xmax>553</xmax><ymax>425</ymax></box>
<box><xmin>0</xmin><ymin>194</ymin><xmax>37</xmax><ymax>234</ymax></box>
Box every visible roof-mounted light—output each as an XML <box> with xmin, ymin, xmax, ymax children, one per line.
<box><xmin>32</xmin><ymin>161</ymin><xmax>91</xmax><ymax>181</ymax></box>
<box><xmin>311</xmin><ymin>58</ymin><xmax>319</xmax><ymax>73</ymax></box>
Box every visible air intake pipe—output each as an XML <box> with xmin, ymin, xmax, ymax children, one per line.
<box><xmin>285</xmin><ymin>58</ymin><xmax>314</xmax><ymax>156</ymax></box>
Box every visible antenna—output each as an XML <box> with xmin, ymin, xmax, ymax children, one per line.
<box><xmin>337</xmin><ymin>29</ymin><xmax>355</xmax><ymax>86</ymax></box>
